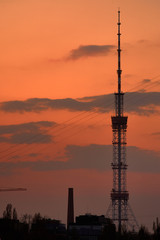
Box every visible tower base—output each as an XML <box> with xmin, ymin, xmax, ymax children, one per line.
<box><xmin>106</xmin><ymin>201</ymin><xmax>139</xmax><ymax>232</ymax></box>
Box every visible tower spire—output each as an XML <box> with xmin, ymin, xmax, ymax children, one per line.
<box><xmin>117</xmin><ymin>10</ymin><xmax>122</xmax><ymax>94</ymax></box>
<box><xmin>106</xmin><ymin>11</ymin><xmax>139</xmax><ymax>233</ymax></box>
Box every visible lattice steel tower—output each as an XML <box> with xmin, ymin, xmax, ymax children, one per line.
<box><xmin>107</xmin><ymin>11</ymin><xmax>139</xmax><ymax>233</ymax></box>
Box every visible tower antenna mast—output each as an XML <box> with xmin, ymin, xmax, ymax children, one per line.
<box><xmin>107</xmin><ymin>11</ymin><xmax>139</xmax><ymax>233</ymax></box>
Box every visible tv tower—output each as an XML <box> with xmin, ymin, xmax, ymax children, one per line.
<box><xmin>106</xmin><ymin>11</ymin><xmax>139</xmax><ymax>233</ymax></box>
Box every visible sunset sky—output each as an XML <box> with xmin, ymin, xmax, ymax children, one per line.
<box><xmin>0</xmin><ymin>0</ymin><xmax>160</xmax><ymax>231</ymax></box>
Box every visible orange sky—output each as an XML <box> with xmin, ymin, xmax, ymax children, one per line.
<box><xmin>0</xmin><ymin>0</ymin><xmax>160</xmax><ymax>100</ymax></box>
<box><xmin>0</xmin><ymin>0</ymin><xmax>159</xmax><ymax>232</ymax></box>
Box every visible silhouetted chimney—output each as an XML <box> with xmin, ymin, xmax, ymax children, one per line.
<box><xmin>67</xmin><ymin>188</ymin><xmax>74</xmax><ymax>228</ymax></box>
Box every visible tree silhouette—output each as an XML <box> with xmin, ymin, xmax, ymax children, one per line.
<box><xmin>138</xmin><ymin>225</ymin><xmax>151</xmax><ymax>240</ymax></box>
<box><xmin>3</xmin><ymin>204</ymin><xmax>12</xmax><ymax>219</ymax></box>
<box><xmin>21</xmin><ymin>213</ymin><xmax>32</xmax><ymax>224</ymax></box>
<box><xmin>13</xmin><ymin>208</ymin><xmax>18</xmax><ymax>220</ymax></box>
<box><xmin>32</xmin><ymin>212</ymin><xmax>43</xmax><ymax>223</ymax></box>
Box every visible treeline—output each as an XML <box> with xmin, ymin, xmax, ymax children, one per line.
<box><xmin>2</xmin><ymin>204</ymin><xmax>48</xmax><ymax>225</ymax></box>
<box><xmin>0</xmin><ymin>204</ymin><xmax>160</xmax><ymax>240</ymax></box>
<box><xmin>0</xmin><ymin>203</ymin><xmax>66</xmax><ymax>240</ymax></box>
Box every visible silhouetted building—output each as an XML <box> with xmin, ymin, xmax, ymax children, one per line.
<box><xmin>68</xmin><ymin>214</ymin><xmax>116</xmax><ymax>240</ymax></box>
<box><xmin>30</xmin><ymin>219</ymin><xmax>66</xmax><ymax>240</ymax></box>
<box><xmin>67</xmin><ymin>188</ymin><xmax>74</xmax><ymax>229</ymax></box>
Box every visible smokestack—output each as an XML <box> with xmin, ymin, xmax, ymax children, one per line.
<box><xmin>67</xmin><ymin>188</ymin><xmax>74</xmax><ymax>229</ymax></box>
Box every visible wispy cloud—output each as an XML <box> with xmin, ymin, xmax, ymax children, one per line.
<box><xmin>125</xmin><ymin>92</ymin><xmax>160</xmax><ymax>115</ymax></box>
<box><xmin>0</xmin><ymin>92</ymin><xmax>160</xmax><ymax>115</ymax></box>
<box><xmin>0</xmin><ymin>95</ymin><xmax>113</xmax><ymax>113</ymax></box>
<box><xmin>150</xmin><ymin>132</ymin><xmax>160</xmax><ymax>139</ymax></box>
<box><xmin>66</xmin><ymin>45</ymin><xmax>115</xmax><ymax>60</ymax></box>
<box><xmin>0</xmin><ymin>144</ymin><xmax>160</xmax><ymax>175</ymax></box>
<box><xmin>0</xmin><ymin>121</ymin><xmax>56</xmax><ymax>144</ymax></box>
<box><xmin>141</xmin><ymin>79</ymin><xmax>151</xmax><ymax>84</ymax></box>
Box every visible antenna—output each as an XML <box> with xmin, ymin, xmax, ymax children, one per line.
<box><xmin>117</xmin><ymin>10</ymin><xmax>122</xmax><ymax>94</ymax></box>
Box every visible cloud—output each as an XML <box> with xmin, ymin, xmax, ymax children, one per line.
<box><xmin>125</xmin><ymin>92</ymin><xmax>160</xmax><ymax>115</ymax></box>
<box><xmin>66</xmin><ymin>45</ymin><xmax>115</xmax><ymax>60</ymax></box>
<box><xmin>152</xmin><ymin>132</ymin><xmax>160</xmax><ymax>136</ymax></box>
<box><xmin>0</xmin><ymin>121</ymin><xmax>55</xmax><ymax>135</ymax></box>
<box><xmin>0</xmin><ymin>92</ymin><xmax>160</xmax><ymax>115</ymax></box>
<box><xmin>141</xmin><ymin>79</ymin><xmax>151</xmax><ymax>84</ymax></box>
<box><xmin>150</xmin><ymin>132</ymin><xmax>160</xmax><ymax>139</ymax></box>
<box><xmin>8</xmin><ymin>132</ymin><xmax>52</xmax><ymax>144</ymax></box>
<box><xmin>0</xmin><ymin>144</ymin><xmax>160</xmax><ymax>175</ymax></box>
<box><xmin>0</xmin><ymin>98</ymin><xmax>51</xmax><ymax>113</ymax></box>
<box><xmin>28</xmin><ymin>153</ymin><xmax>40</xmax><ymax>157</ymax></box>
<box><xmin>64</xmin><ymin>145</ymin><xmax>160</xmax><ymax>173</ymax></box>
<box><xmin>0</xmin><ymin>95</ymin><xmax>113</xmax><ymax>113</ymax></box>
<box><xmin>137</xmin><ymin>39</ymin><xmax>150</xmax><ymax>44</ymax></box>
<box><xmin>0</xmin><ymin>121</ymin><xmax>56</xmax><ymax>144</ymax></box>
<box><xmin>136</xmin><ymin>39</ymin><xmax>160</xmax><ymax>48</ymax></box>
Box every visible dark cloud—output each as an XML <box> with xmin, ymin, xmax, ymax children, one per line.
<box><xmin>141</xmin><ymin>79</ymin><xmax>151</xmax><ymax>84</ymax></box>
<box><xmin>0</xmin><ymin>98</ymin><xmax>51</xmax><ymax>113</ymax></box>
<box><xmin>28</xmin><ymin>153</ymin><xmax>40</xmax><ymax>157</ymax></box>
<box><xmin>123</xmin><ymin>74</ymin><xmax>134</xmax><ymax>79</ymax></box>
<box><xmin>65</xmin><ymin>145</ymin><xmax>160</xmax><ymax>173</ymax></box>
<box><xmin>0</xmin><ymin>144</ymin><xmax>160</xmax><ymax>175</ymax></box>
<box><xmin>152</xmin><ymin>132</ymin><xmax>160</xmax><ymax>135</ymax></box>
<box><xmin>0</xmin><ymin>121</ymin><xmax>55</xmax><ymax>135</ymax></box>
<box><xmin>0</xmin><ymin>95</ymin><xmax>113</xmax><ymax>113</ymax></box>
<box><xmin>150</xmin><ymin>132</ymin><xmax>160</xmax><ymax>138</ymax></box>
<box><xmin>0</xmin><ymin>121</ymin><xmax>56</xmax><ymax>144</ymax></box>
<box><xmin>0</xmin><ymin>92</ymin><xmax>160</xmax><ymax>115</ymax></box>
<box><xmin>125</xmin><ymin>92</ymin><xmax>160</xmax><ymax>115</ymax></box>
<box><xmin>137</xmin><ymin>39</ymin><xmax>149</xmax><ymax>44</ymax></box>
<box><xmin>66</xmin><ymin>45</ymin><xmax>115</xmax><ymax>60</ymax></box>
<box><xmin>8</xmin><ymin>132</ymin><xmax>52</xmax><ymax>144</ymax></box>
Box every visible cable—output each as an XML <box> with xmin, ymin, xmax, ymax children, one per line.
<box><xmin>1</xmin><ymin>74</ymin><xmax>159</xmax><ymax>154</ymax></box>
<box><xmin>0</xmin><ymin>75</ymin><xmax>160</xmax><ymax>161</ymax></box>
